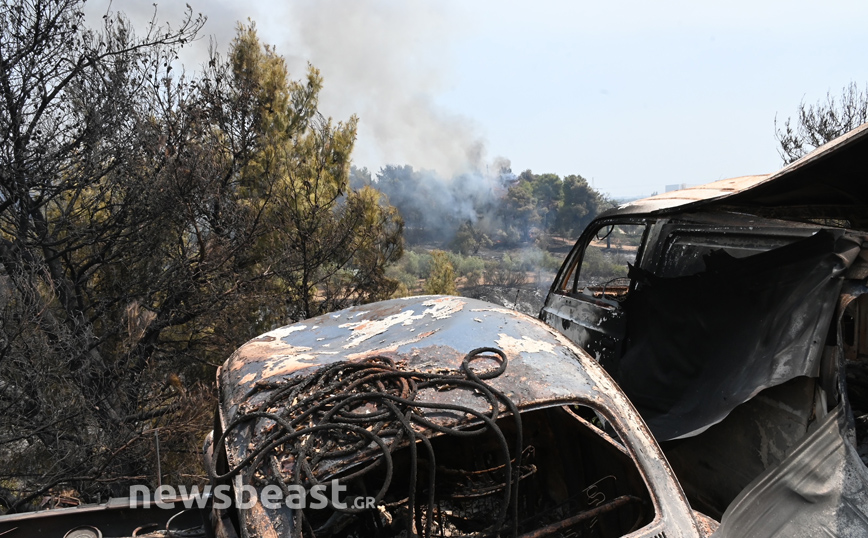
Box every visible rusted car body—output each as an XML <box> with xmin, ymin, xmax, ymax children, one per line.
<box><xmin>208</xmin><ymin>296</ymin><xmax>715</xmax><ymax>538</ymax></box>
<box><xmin>541</xmin><ymin>123</ymin><xmax>868</xmax><ymax>536</ymax></box>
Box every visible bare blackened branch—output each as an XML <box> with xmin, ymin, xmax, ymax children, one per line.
<box><xmin>776</xmin><ymin>82</ymin><xmax>868</xmax><ymax>164</ymax></box>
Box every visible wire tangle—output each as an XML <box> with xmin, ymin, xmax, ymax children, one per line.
<box><xmin>210</xmin><ymin>347</ymin><xmax>523</xmax><ymax>538</ymax></box>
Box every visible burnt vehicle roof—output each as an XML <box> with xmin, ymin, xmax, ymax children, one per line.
<box><xmin>604</xmin><ymin>121</ymin><xmax>868</xmax><ymax>227</ymax></box>
<box><xmin>222</xmin><ymin>296</ymin><xmax>632</xmax><ymax>422</ymax></box>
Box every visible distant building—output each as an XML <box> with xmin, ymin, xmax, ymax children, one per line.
<box><xmin>665</xmin><ymin>183</ymin><xmax>687</xmax><ymax>192</ymax></box>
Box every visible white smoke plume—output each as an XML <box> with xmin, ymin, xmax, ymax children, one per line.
<box><xmin>85</xmin><ymin>0</ymin><xmax>489</xmax><ymax>179</ymax></box>
<box><xmin>278</xmin><ymin>0</ymin><xmax>486</xmax><ymax>178</ymax></box>
<box><xmin>83</xmin><ymin>0</ymin><xmax>521</xmax><ymax>241</ymax></box>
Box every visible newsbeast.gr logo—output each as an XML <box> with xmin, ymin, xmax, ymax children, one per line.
<box><xmin>129</xmin><ymin>481</ymin><xmax>376</xmax><ymax>510</ymax></box>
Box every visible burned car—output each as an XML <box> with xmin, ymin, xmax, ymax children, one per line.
<box><xmin>207</xmin><ymin>295</ymin><xmax>715</xmax><ymax>538</ymax></box>
<box><xmin>541</xmin><ymin>123</ymin><xmax>868</xmax><ymax>536</ymax></box>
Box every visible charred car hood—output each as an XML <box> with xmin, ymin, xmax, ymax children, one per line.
<box><xmin>222</xmin><ymin>296</ymin><xmax>609</xmax><ymax>422</ymax></box>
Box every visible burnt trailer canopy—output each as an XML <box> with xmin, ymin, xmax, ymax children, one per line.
<box><xmin>609</xmin><ymin>120</ymin><xmax>868</xmax><ymax>227</ymax></box>
<box><xmin>542</xmin><ymin>122</ymin><xmax>868</xmax><ymax>537</ymax></box>
<box><xmin>210</xmin><ymin>296</ymin><xmax>714</xmax><ymax>538</ymax></box>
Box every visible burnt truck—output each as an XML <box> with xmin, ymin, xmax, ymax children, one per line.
<box><xmin>5</xmin><ymin>123</ymin><xmax>868</xmax><ymax>538</ymax></box>
<box><xmin>540</xmin><ymin>122</ymin><xmax>868</xmax><ymax>536</ymax></box>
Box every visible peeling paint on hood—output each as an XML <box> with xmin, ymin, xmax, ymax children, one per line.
<box><xmin>219</xmin><ymin>296</ymin><xmax>615</xmax><ymax>426</ymax></box>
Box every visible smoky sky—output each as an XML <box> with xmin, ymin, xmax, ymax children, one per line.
<box><xmin>84</xmin><ymin>0</ymin><xmax>492</xmax><ymax>179</ymax></box>
<box><xmin>280</xmin><ymin>0</ymin><xmax>487</xmax><ymax>177</ymax></box>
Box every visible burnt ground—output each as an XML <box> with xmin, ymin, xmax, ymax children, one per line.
<box><xmin>460</xmin><ymin>284</ymin><xmax>548</xmax><ymax>317</ymax></box>
<box><xmin>410</xmin><ymin>235</ymin><xmax>576</xmax><ymax>317</ymax></box>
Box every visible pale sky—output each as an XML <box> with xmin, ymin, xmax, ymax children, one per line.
<box><xmin>86</xmin><ymin>1</ymin><xmax>868</xmax><ymax>198</ymax></box>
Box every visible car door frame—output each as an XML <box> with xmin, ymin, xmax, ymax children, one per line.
<box><xmin>541</xmin><ymin>216</ymin><xmax>652</xmax><ymax>371</ymax></box>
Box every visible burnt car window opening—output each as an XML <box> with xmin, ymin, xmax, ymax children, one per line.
<box><xmin>654</xmin><ymin>227</ymin><xmax>812</xmax><ymax>278</ymax></box>
<box><xmin>544</xmin><ymin>222</ymin><xmax>648</xmax><ymax>369</ymax></box>
<box><xmin>558</xmin><ymin>223</ymin><xmax>646</xmax><ymax>302</ymax></box>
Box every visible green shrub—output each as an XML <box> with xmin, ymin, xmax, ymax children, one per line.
<box><xmin>424</xmin><ymin>251</ymin><xmax>458</xmax><ymax>295</ymax></box>
<box><xmin>580</xmin><ymin>247</ymin><xmax>628</xmax><ymax>281</ymax></box>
